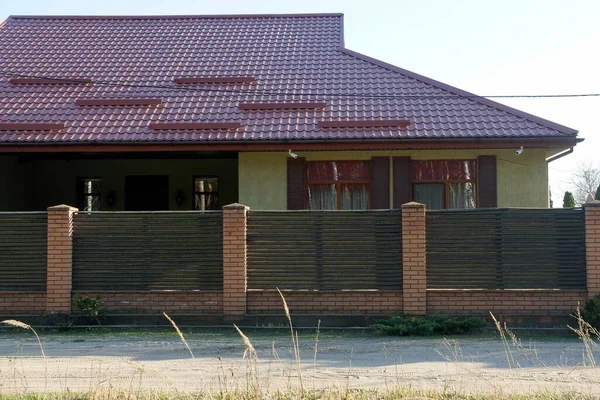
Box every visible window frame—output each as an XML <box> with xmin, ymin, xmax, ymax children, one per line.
<box><xmin>305</xmin><ymin>161</ymin><xmax>371</xmax><ymax>210</ymax></box>
<box><xmin>192</xmin><ymin>176</ymin><xmax>219</xmax><ymax>211</ymax></box>
<box><xmin>411</xmin><ymin>159</ymin><xmax>477</xmax><ymax>209</ymax></box>
<box><xmin>77</xmin><ymin>177</ymin><xmax>102</xmax><ymax>211</ymax></box>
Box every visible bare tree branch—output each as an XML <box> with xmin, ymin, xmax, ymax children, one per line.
<box><xmin>569</xmin><ymin>162</ymin><xmax>600</xmax><ymax>204</ymax></box>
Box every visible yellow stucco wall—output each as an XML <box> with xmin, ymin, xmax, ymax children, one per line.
<box><xmin>238</xmin><ymin>149</ymin><xmax>550</xmax><ymax>209</ymax></box>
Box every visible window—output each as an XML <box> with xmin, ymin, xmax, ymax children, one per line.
<box><xmin>307</xmin><ymin>161</ymin><xmax>370</xmax><ymax>210</ymax></box>
<box><xmin>193</xmin><ymin>177</ymin><xmax>219</xmax><ymax>210</ymax></box>
<box><xmin>77</xmin><ymin>178</ymin><xmax>101</xmax><ymax>211</ymax></box>
<box><xmin>412</xmin><ymin>160</ymin><xmax>476</xmax><ymax>209</ymax></box>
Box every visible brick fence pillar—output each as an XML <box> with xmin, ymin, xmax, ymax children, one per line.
<box><xmin>584</xmin><ymin>201</ymin><xmax>600</xmax><ymax>297</ymax></box>
<box><xmin>222</xmin><ymin>203</ymin><xmax>249</xmax><ymax>319</ymax></box>
<box><xmin>402</xmin><ymin>202</ymin><xmax>427</xmax><ymax>315</ymax></box>
<box><xmin>47</xmin><ymin>204</ymin><xmax>78</xmax><ymax>313</ymax></box>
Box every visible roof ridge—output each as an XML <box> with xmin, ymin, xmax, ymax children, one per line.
<box><xmin>340</xmin><ymin>48</ymin><xmax>578</xmax><ymax>136</ymax></box>
<box><xmin>8</xmin><ymin>13</ymin><xmax>344</xmax><ymax>20</ymax></box>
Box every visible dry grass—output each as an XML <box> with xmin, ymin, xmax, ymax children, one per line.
<box><xmin>1</xmin><ymin>319</ymin><xmax>46</xmax><ymax>358</ymax></box>
<box><xmin>569</xmin><ymin>305</ymin><xmax>600</xmax><ymax>367</ymax></box>
<box><xmin>0</xmin><ymin>387</ymin><xmax>597</xmax><ymax>400</ymax></box>
<box><xmin>2</xmin><ymin>305</ymin><xmax>600</xmax><ymax>399</ymax></box>
<box><xmin>162</xmin><ymin>312</ymin><xmax>194</xmax><ymax>359</ymax></box>
<box><xmin>277</xmin><ymin>287</ymin><xmax>304</xmax><ymax>395</ymax></box>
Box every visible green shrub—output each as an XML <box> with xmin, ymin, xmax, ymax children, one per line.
<box><xmin>582</xmin><ymin>293</ymin><xmax>600</xmax><ymax>328</ymax></box>
<box><xmin>372</xmin><ymin>313</ymin><xmax>488</xmax><ymax>336</ymax></box>
<box><xmin>74</xmin><ymin>295</ymin><xmax>105</xmax><ymax>325</ymax></box>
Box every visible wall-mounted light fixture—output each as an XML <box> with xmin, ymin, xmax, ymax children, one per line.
<box><xmin>175</xmin><ymin>189</ymin><xmax>185</xmax><ymax>207</ymax></box>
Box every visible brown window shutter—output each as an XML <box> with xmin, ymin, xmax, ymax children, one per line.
<box><xmin>393</xmin><ymin>156</ymin><xmax>412</xmax><ymax>208</ymax></box>
<box><xmin>287</xmin><ymin>157</ymin><xmax>306</xmax><ymax>210</ymax></box>
<box><xmin>477</xmin><ymin>155</ymin><xmax>497</xmax><ymax>208</ymax></box>
<box><xmin>370</xmin><ymin>157</ymin><xmax>390</xmax><ymax>209</ymax></box>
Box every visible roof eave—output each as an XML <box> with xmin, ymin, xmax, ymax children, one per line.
<box><xmin>0</xmin><ymin>137</ymin><xmax>583</xmax><ymax>153</ymax></box>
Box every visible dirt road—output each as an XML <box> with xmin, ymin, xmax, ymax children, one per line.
<box><xmin>0</xmin><ymin>330</ymin><xmax>598</xmax><ymax>395</ymax></box>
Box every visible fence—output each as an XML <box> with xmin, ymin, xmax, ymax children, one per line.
<box><xmin>426</xmin><ymin>208</ymin><xmax>586</xmax><ymax>290</ymax></box>
<box><xmin>0</xmin><ymin>212</ymin><xmax>47</xmax><ymax>291</ymax></box>
<box><xmin>0</xmin><ymin>202</ymin><xmax>599</xmax><ymax>321</ymax></box>
<box><xmin>72</xmin><ymin>211</ymin><xmax>223</xmax><ymax>291</ymax></box>
<box><xmin>247</xmin><ymin>210</ymin><xmax>402</xmax><ymax>290</ymax></box>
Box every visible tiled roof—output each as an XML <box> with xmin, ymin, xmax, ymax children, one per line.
<box><xmin>0</xmin><ymin>14</ymin><xmax>578</xmax><ymax>145</ymax></box>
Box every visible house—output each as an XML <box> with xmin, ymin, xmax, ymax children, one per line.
<box><xmin>0</xmin><ymin>14</ymin><xmax>581</xmax><ymax>212</ymax></box>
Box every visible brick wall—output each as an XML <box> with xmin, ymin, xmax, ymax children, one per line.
<box><xmin>427</xmin><ymin>290</ymin><xmax>586</xmax><ymax>315</ymax></box>
<box><xmin>72</xmin><ymin>291</ymin><xmax>222</xmax><ymax>314</ymax></box>
<box><xmin>46</xmin><ymin>205</ymin><xmax>77</xmax><ymax>313</ymax></box>
<box><xmin>247</xmin><ymin>290</ymin><xmax>403</xmax><ymax>314</ymax></box>
<box><xmin>222</xmin><ymin>204</ymin><xmax>249</xmax><ymax>318</ymax></box>
<box><xmin>585</xmin><ymin>203</ymin><xmax>600</xmax><ymax>297</ymax></box>
<box><xmin>0</xmin><ymin>292</ymin><xmax>46</xmax><ymax>312</ymax></box>
<box><xmin>402</xmin><ymin>202</ymin><xmax>426</xmax><ymax>315</ymax></box>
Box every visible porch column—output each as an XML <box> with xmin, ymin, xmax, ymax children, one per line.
<box><xmin>47</xmin><ymin>205</ymin><xmax>78</xmax><ymax>313</ymax></box>
<box><xmin>402</xmin><ymin>202</ymin><xmax>427</xmax><ymax>315</ymax></box>
<box><xmin>584</xmin><ymin>201</ymin><xmax>600</xmax><ymax>297</ymax></box>
<box><xmin>222</xmin><ymin>203</ymin><xmax>249</xmax><ymax>319</ymax></box>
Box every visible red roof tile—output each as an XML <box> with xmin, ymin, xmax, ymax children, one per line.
<box><xmin>0</xmin><ymin>14</ymin><xmax>578</xmax><ymax>145</ymax></box>
<box><xmin>75</xmin><ymin>98</ymin><xmax>162</xmax><ymax>106</ymax></box>
<box><xmin>148</xmin><ymin>122</ymin><xmax>242</xmax><ymax>130</ymax></box>
<box><xmin>318</xmin><ymin>120</ymin><xmax>410</xmax><ymax>128</ymax></box>
<box><xmin>239</xmin><ymin>102</ymin><xmax>327</xmax><ymax>110</ymax></box>
<box><xmin>173</xmin><ymin>77</ymin><xmax>256</xmax><ymax>84</ymax></box>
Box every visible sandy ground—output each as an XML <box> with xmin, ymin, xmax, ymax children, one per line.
<box><xmin>0</xmin><ymin>329</ymin><xmax>599</xmax><ymax>396</ymax></box>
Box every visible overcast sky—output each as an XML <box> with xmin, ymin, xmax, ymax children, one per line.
<box><xmin>2</xmin><ymin>0</ymin><xmax>598</xmax><ymax>206</ymax></box>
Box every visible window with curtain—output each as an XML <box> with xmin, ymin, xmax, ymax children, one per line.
<box><xmin>412</xmin><ymin>160</ymin><xmax>476</xmax><ymax>209</ymax></box>
<box><xmin>307</xmin><ymin>161</ymin><xmax>370</xmax><ymax>210</ymax></box>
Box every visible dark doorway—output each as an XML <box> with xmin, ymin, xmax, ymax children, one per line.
<box><xmin>125</xmin><ymin>175</ymin><xmax>169</xmax><ymax>211</ymax></box>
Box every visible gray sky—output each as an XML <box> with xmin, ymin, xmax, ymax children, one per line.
<box><xmin>2</xmin><ymin>0</ymin><xmax>598</xmax><ymax>205</ymax></box>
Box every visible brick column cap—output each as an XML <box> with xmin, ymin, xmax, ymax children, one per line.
<box><xmin>583</xmin><ymin>201</ymin><xmax>600</xmax><ymax>208</ymax></box>
<box><xmin>401</xmin><ymin>202</ymin><xmax>425</xmax><ymax>209</ymax></box>
<box><xmin>223</xmin><ymin>203</ymin><xmax>249</xmax><ymax>211</ymax></box>
<box><xmin>47</xmin><ymin>204</ymin><xmax>79</xmax><ymax>212</ymax></box>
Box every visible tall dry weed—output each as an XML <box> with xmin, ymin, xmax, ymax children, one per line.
<box><xmin>277</xmin><ymin>287</ymin><xmax>304</xmax><ymax>395</ymax></box>
<box><xmin>162</xmin><ymin>312</ymin><xmax>194</xmax><ymax>359</ymax></box>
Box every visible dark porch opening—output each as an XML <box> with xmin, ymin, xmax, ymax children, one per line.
<box><xmin>0</xmin><ymin>151</ymin><xmax>238</xmax><ymax>211</ymax></box>
<box><xmin>125</xmin><ymin>175</ymin><xmax>169</xmax><ymax>211</ymax></box>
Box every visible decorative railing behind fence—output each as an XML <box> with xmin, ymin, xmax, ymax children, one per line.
<box><xmin>0</xmin><ymin>212</ymin><xmax>47</xmax><ymax>291</ymax></box>
<box><xmin>72</xmin><ymin>211</ymin><xmax>223</xmax><ymax>290</ymax></box>
<box><xmin>247</xmin><ymin>210</ymin><xmax>403</xmax><ymax>290</ymax></box>
<box><xmin>426</xmin><ymin>208</ymin><xmax>587</xmax><ymax>289</ymax></box>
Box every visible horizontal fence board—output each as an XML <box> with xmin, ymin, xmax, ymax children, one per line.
<box><xmin>247</xmin><ymin>210</ymin><xmax>402</xmax><ymax>290</ymax></box>
<box><xmin>0</xmin><ymin>213</ymin><xmax>47</xmax><ymax>291</ymax></box>
<box><xmin>73</xmin><ymin>212</ymin><xmax>223</xmax><ymax>290</ymax></box>
<box><xmin>426</xmin><ymin>208</ymin><xmax>586</xmax><ymax>289</ymax></box>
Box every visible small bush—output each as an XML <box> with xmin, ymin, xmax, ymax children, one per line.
<box><xmin>372</xmin><ymin>313</ymin><xmax>488</xmax><ymax>336</ymax></box>
<box><xmin>582</xmin><ymin>293</ymin><xmax>600</xmax><ymax>328</ymax></box>
<box><xmin>74</xmin><ymin>295</ymin><xmax>105</xmax><ymax>325</ymax></box>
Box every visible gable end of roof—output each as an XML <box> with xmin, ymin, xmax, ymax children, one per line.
<box><xmin>340</xmin><ymin>48</ymin><xmax>578</xmax><ymax>136</ymax></box>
